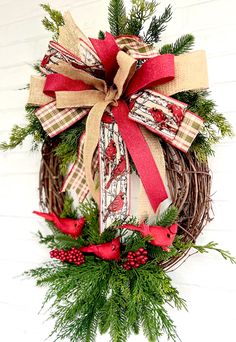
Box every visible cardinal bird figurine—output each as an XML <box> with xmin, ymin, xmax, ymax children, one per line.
<box><xmin>105</xmin><ymin>155</ymin><xmax>126</xmax><ymax>189</ymax></box>
<box><xmin>33</xmin><ymin>211</ymin><xmax>85</xmax><ymax>238</ymax></box>
<box><xmin>104</xmin><ymin>139</ymin><xmax>117</xmax><ymax>175</ymax></box>
<box><xmin>118</xmin><ymin>223</ymin><xmax>178</xmax><ymax>251</ymax></box>
<box><xmin>80</xmin><ymin>237</ymin><xmax>120</xmax><ymax>260</ymax></box>
<box><xmin>103</xmin><ymin>191</ymin><xmax>125</xmax><ymax>222</ymax></box>
<box><xmin>167</xmin><ymin>103</ymin><xmax>184</xmax><ymax>125</ymax></box>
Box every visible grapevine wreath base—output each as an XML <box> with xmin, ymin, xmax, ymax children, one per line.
<box><xmin>2</xmin><ymin>2</ymin><xmax>235</xmax><ymax>342</ymax></box>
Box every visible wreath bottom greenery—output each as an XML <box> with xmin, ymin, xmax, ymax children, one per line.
<box><xmin>25</xmin><ymin>198</ymin><xmax>235</xmax><ymax>342</ymax></box>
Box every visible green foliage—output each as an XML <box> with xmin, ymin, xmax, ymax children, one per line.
<box><xmin>60</xmin><ymin>194</ymin><xmax>78</xmax><ymax>219</ymax></box>
<box><xmin>159</xmin><ymin>34</ymin><xmax>195</xmax><ymax>55</ymax></box>
<box><xmin>98</xmin><ymin>30</ymin><xmax>105</xmax><ymax>40</ymax></box>
<box><xmin>173</xmin><ymin>90</ymin><xmax>234</xmax><ymax>161</ymax></box>
<box><xmin>0</xmin><ymin>105</ymin><xmax>47</xmax><ymax>151</ymax></box>
<box><xmin>126</xmin><ymin>0</ymin><xmax>158</xmax><ymax>36</ymax></box>
<box><xmin>108</xmin><ymin>0</ymin><xmax>127</xmax><ymax>36</ymax></box>
<box><xmin>143</xmin><ymin>5</ymin><xmax>172</xmax><ymax>43</ymax></box>
<box><xmin>155</xmin><ymin>206</ymin><xmax>179</xmax><ymax>227</ymax></box>
<box><xmin>193</xmin><ymin>241</ymin><xmax>236</xmax><ymax>264</ymax></box>
<box><xmin>25</xmin><ymin>259</ymin><xmax>185</xmax><ymax>342</ymax></box>
<box><xmin>40</xmin><ymin>3</ymin><xmax>64</xmax><ymax>40</ymax></box>
<box><xmin>54</xmin><ymin>120</ymin><xmax>85</xmax><ymax>175</ymax></box>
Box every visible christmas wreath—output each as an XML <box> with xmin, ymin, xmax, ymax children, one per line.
<box><xmin>1</xmin><ymin>2</ymin><xmax>235</xmax><ymax>342</ymax></box>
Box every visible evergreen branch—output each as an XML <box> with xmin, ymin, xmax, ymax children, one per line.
<box><xmin>54</xmin><ymin>120</ymin><xmax>85</xmax><ymax>175</ymax></box>
<box><xmin>193</xmin><ymin>241</ymin><xmax>236</xmax><ymax>264</ymax></box>
<box><xmin>98</xmin><ymin>30</ymin><xmax>105</xmax><ymax>40</ymax></box>
<box><xmin>108</xmin><ymin>0</ymin><xmax>127</xmax><ymax>36</ymax></box>
<box><xmin>126</xmin><ymin>0</ymin><xmax>158</xmax><ymax>36</ymax></box>
<box><xmin>173</xmin><ymin>90</ymin><xmax>234</xmax><ymax>161</ymax></box>
<box><xmin>0</xmin><ymin>105</ymin><xmax>46</xmax><ymax>151</ymax></box>
<box><xmin>143</xmin><ymin>5</ymin><xmax>172</xmax><ymax>43</ymax></box>
<box><xmin>159</xmin><ymin>34</ymin><xmax>195</xmax><ymax>55</ymax></box>
<box><xmin>40</xmin><ymin>3</ymin><xmax>64</xmax><ymax>40</ymax></box>
<box><xmin>155</xmin><ymin>206</ymin><xmax>179</xmax><ymax>227</ymax></box>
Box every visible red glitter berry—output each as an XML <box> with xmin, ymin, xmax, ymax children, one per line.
<box><xmin>123</xmin><ymin>248</ymin><xmax>149</xmax><ymax>270</ymax></box>
<box><xmin>50</xmin><ymin>247</ymin><xmax>85</xmax><ymax>266</ymax></box>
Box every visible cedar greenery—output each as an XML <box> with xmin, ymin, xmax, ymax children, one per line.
<box><xmin>40</xmin><ymin>3</ymin><xmax>64</xmax><ymax>39</ymax></box>
<box><xmin>31</xmin><ymin>199</ymin><xmax>235</xmax><ymax>342</ymax></box>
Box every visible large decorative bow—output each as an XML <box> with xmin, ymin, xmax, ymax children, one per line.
<box><xmin>28</xmin><ymin>12</ymin><xmax>208</xmax><ymax>231</ymax></box>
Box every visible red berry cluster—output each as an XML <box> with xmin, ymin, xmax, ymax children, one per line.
<box><xmin>50</xmin><ymin>247</ymin><xmax>85</xmax><ymax>266</ymax></box>
<box><xmin>123</xmin><ymin>248</ymin><xmax>148</xmax><ymax>270</ymax></box>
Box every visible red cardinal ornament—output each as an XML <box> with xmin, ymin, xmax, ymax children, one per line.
<box><xmin>118</xmin><ymin>223</ymin><xmax>178</xmax><ymax>251</ymax></box>
<box><xmin>33</xmin><ymin>211</ymin><xmax>85</xmax><ymax>238</ymax></box>
<box><xmin>103</xmin><ymin>191</ymin><xmax>125</xmax><ymax>221</ymax></box>
<box><xmin>105</xmin><ymin>155</ymin><xmax>126</xmax><ymax>189</ymax></box>
<box><xmin>80</xmin><ymin>237</ymin><xmax>121</xmax><ymax>260</ymax></box>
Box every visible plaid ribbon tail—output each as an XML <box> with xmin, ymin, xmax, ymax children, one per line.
<box><xmin>129</xmin><ymin>90</ymin><xmax>204</xmax><ymax>153</ymax></box>
<box><xmin>61</xmin><ymin>133</ymin><xmax>99</xmax><ymax>202</ymax></box>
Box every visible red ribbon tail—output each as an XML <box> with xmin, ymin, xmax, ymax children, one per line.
<box><xmin>113</xmin><ymin>100</ymin><xmax>168</xmax><ymax>212</ymax></box>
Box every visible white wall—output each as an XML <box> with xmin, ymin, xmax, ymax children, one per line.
<box><xmin>0</xmin><ymin>1</ymin><xmax>235</xmax><ymax>341</ymax></box>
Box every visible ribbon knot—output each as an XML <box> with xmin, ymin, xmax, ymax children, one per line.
<box><xmin>104</xmin><ymin>85</ymin><xmax>118</xmax><ymax>105</ymax></box>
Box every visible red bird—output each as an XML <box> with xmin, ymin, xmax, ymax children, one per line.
<box><xmin>105</xmin><ymin>155</ymin><xmax>126</xmax><ymax>189</ymax></box>
<box><xmin>167</xmin><ymin>103</ymin><xmax>184</xmax><ymax>125</ymax></box>
<box><xmin>80</xmin><ymin>237</ymin><xmax>120</xmax><ymax>260</ymax></box>
<box><xmin>149</xmin><ymin>107</ymin><xmax>166</xmax><ymax>123</ymax></box>
<box><xmin>33</xmin><ymin>211</ymin><xmax>85</xmax><ymax>238</ymax></box>
<box><xmin>104</xmin><ymin>139</ymin><xmax>117</xmax><ymax>175</ymax></box>
<box><xmin>103</xmin><ymin>191</ymin><xmax>125</xmax><ymax>222</ymax></box>
<box><xmin>118</xmin><ymin>222</ymin><xmax>178</xmax><ymax>251</ymax></box>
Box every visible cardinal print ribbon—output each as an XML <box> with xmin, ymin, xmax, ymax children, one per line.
<box><xmin>28</xmin><ymin>12</ymin><xmax>208</xmax><ymax>232</ymax></box>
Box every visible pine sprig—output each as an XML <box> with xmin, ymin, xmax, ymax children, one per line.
<box><xmin>108</xmin><ymin>0</ymin><xmax>127</xmax><ymax>36</ymax></box>
<box><xmin>160</xmin><ymin>34</ymin><xmax>195</xmax><ymax>55</ymax></box>
<box><xmin>40</xmin><ymin>3</ymin><xmax>64</xmax><ymax>40</ymax></box>
<box><xmin>0</xmin><ymin>105</ymin><xmax>46</xmax><ymax>151</ymax></box>
<box><xmin>156</xmin><ymin>206</ymin><xmax>179</xmax><ymax>227</ymax></box>
<box><xmin>143</xmin><ymin>5</ymin><xmax>172</xmax><ymax>43</ymax></box>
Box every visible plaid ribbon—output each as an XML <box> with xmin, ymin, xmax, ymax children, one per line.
<box><xmin>129</xmin><ymin>90</ymin><xmax>204</xmax><ymax>153</ymax></box>
<box><xmin>61</xmin><ymin>133</ymin><xmax>99</xmax><ymax>201</ymax></box>
<box><xmin>116</xmin><ymin>36</ymin><xmax>159</xmax><ymax>59</ymax></box>
<box><xmin>35</xmin><ymin>101</ymin><xmax>89</xmax><ymax>138</ymax></box>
